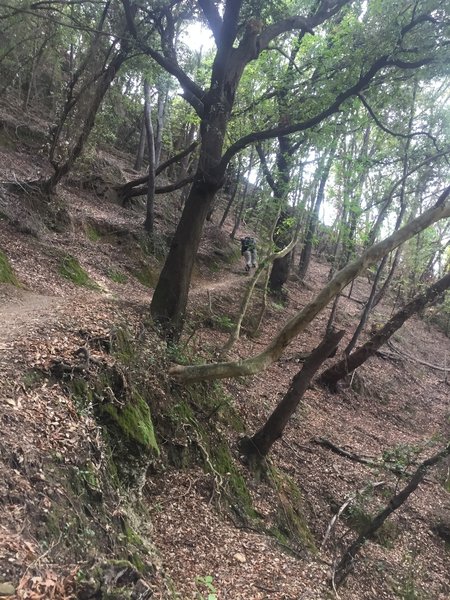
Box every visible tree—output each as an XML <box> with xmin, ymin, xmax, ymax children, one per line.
<box><xmin>333</xmin><ymin>442</ymin><xmax>450</xmax><ymax>588</ymax></box>
<box><xmin>239</xmin><ymin>329</ymin><xmax>344</xmax><ymax>465</ymax></box>
<box><xmin>129</xmin><ymin>0</ymin><xmax>449</xmax><ymax>338</ymax></box>
<box><xmin>319</xmin><ymin>270</ymin><xmax>450</xmax><ymax>390</ymax></box>
<box><xmin>169</xmin><ymin>187</ymin><xmax>450</xmax><ymax>383</ymax></box>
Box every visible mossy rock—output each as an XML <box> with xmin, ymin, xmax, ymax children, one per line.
<box><xmin>0</xmin><ymin>249</ymin><xmax>20</xmax><ymax>285</ymax></box>
<box><xmin>59</xmin><ymin>255</ymin><xmax>100</xmax><ymax>289</ymax></box>
<box><xmin>76</xmin><ymin>559</ymin><xmax>150</xmax><ymax>600</ymax></box>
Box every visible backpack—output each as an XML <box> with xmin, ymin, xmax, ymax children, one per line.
<box><xmin>241</xmin><ymin>237</ymin><xmax>255</xmax><ymax>253</ymax></box>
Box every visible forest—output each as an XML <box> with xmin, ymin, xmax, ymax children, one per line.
<box><xmin>0</xmin><ymin>0</ymin><xmax>449</xmax><ymax>598</ymax></box>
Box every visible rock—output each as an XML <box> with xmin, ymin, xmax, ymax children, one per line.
<box><xmin>233</xmin><ymin>552</ymin><xmax>246</xmax><ymax>563</ymax></box>
<box><xmin>0</xmin><ymin>582</ymin><xmax>15</xmax><ymax>597</ymax></box>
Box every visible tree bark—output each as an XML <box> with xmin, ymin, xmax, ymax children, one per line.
<box><xmin>219</xmin><ymin>158</ymin><xmax>242</xmax><ymax>228</ymax></box>
<box><xmin>143</xmin><ymin>81</ymin><xmax>156</xmax><ymax>235</ymax></box>
<box><xmin>344</xmin><ymin>254</ymin><xmax>388</xmax><ymax>355</ymax></box>
<box><xmin>133</xmin><ymin>116</ymin><xmax>146</xmax><ymax>171</ymax></box>
<box><xmin>319</xmin><ymin>270</ymin><xmax>450</xmax><ymax>390</ymax></box>
<box><xmin>333</xmin><ymin>442</ymin><xmax>450</xmax><ymax>588</ymax></box>
<box><xmin>169</xmin><ymin>188</ymin><xmax>450</xmax><ymax>382</ymax></box>
<box><xmin>239</xmin><ymin>329</ymin><xmax>345</xmax><ymax>462</ymax></box>
<box><xmin>42</xmin><ymin>47</ymin><xmax>128</xmax><ymax>194</ymax></box>
<box><xmin>298</xmin><ymin>147</ymin><xmax>336</xmax><ymax>280</ymax></box>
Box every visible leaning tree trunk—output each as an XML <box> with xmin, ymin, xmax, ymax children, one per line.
<box><xmin>333</xmin><ymin>442</ymin><xmax>450</xmax><ymax>588</ymax></box>
<box><xmin>319</xmin><ymin>270</ymin><xmax>450</xmax><ymax>390</ymax></box>
<box><xmin>169</xmin><ymin>188</ymin><xmax>450</xmax><ymax>383</ymax></box>
<box><xmin>219</xmin><ymin>158</ymin><xmax>242</xmax><ymax>228</ymax></box>
<box><xmin>344</xmin><ymin>254</ymin><xmax>388</xmax><ymax>355</ymax></box>
<box><xmin>239</xmin><ymin>329</ymin><xmax>344</xmax><ymax>464</ymax></box>
<box><xmin>42</xmin><ymin>48</ymin><xmax>128</xmax><ymax>195</ymax></box>
<box><xmin>133</xmin><ymin>116</ymin><xmax>146</xmax><ymax>171</ymax></box>
<box><xmin>143</xmin><ymin>80</ymin><xmax>156</xmax><ymax>235</ymax></box>
<box><xmin>150</xmin><ymin>19</ymin><xmax>267</xmax><ymax>338</ymax></box>
<box><xmin>298</xmin><ymin>146</ymin><xmax>336</xmax><ymax>280</ymax></box>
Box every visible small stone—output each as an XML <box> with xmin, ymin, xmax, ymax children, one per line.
<box><xmin>233</xmin><ymin>552</ymin><xmax>246</xmax><ymax>563</ymax></box>
<box><xmin>0</xmin><ymin>582</ymin><xmax>15</xmax><ymax>597</ymax></box>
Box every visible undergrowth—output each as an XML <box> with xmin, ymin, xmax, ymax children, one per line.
<box><xmin>0</xmin><ymin>248</ymin><xmax>19</xmax><ymax>285</ymax></box>
<box><xmin>59</xmin><ymin>254</ymin><xmax>100</xmax><ymax>289</ymax></box>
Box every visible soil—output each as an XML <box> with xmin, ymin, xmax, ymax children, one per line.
<box><xmin>0</xmin><ymin>118</ymin><xmax>450</xmax><ymax>600</ymax></box>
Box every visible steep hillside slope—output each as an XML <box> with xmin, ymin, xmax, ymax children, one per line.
<box><xmin>0</xmin><ymin>115</ymin><xmax>449</xmax><ymax>600</ymax></box>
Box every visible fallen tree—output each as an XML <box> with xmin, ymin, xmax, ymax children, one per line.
<box><xmin>169</xmin><ymin>187</ymin><xmax>450</xmax><ymax>383</ymax></box>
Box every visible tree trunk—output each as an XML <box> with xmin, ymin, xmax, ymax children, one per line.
<box><xmin>333</xmin><ymin>442</ymin><xmax>450</xmax><ymax>588</ymax></box>
<box><xmin>298</xmin><ymin>148</ymin><xmax>335</xmax><ymax>280</ymax></box>
<box><xmin>42</xmin><ymin>48</ymin><xmax>128</xmax><ymax>195</ymax></box>
<box><xmin>219</xmin><ymin>158</ymin><xmax>242</xmax><ymax>228</ymax></box>
<box><xmin>155</xmin><ymin>80</ymin><xmax>168</xmax><ymax>165</ymax></box>
<box><xmin>169</xmin><ymin>188</ymin><xmax>450</xmax><ymax>382</ymax></box>
<box><xmin>239</xmin><ymin>329</ymin><xmax>345</xmax><ymax>463</ymax></box>
<box><xmin>230</xmin><ymin>148</ymin><xmax>254</xmax><ymax>239</ymax></box>
<box><xmin>150</xmin><ymin>178</ymin><xmax>220</xmax><ymax>338</ymax></box>
<box><xmin>319</xmin><ymin>270</ymin><xmax>450</xmax><ymax>390</ymax></box>
<box><xmin>143</xmin><ymin>80</ymin><xmax>156</xmax><ymax>235</ymax></box>
<box><xmin>344</xmin><ymin>254</ymin><xmax>387</xmax><ymax>355</ymax></box>
<box><xmin>133</xmin><ymin>116</ymin><xmax>146</xmax><ymax>171</ymax></box>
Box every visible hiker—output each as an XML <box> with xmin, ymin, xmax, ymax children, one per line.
<box><xmin>240</xmin><ymin>236</ymin><xmax>257</xmax><ymax>272</ymax></box>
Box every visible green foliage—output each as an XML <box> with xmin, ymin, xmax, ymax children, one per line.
<box><xmin>382</xmin><ymin>443</ymin><xmax>422</xmax><ymax>473</ymax></box>
<box><xmin>59</xmin><ymin>255</ymin><xmax>100</xmax><ymax>289</ymax></box>
<box><xmin>211</xmin><ymin>314</ymin><xmax>235</xmax><ymax>332</ymax></box>
<box><xmin>195</xmin><ymin>575</ymin><xmax>217</xmax><ymax>600</ymax></box>
<box><xmin>85</xmin><ymin>224</ymin><xmax>102</xmax><ymax>242</ymax></box>
<box><xmin>391</xmin><ymin>551</ymin><xmax>428</xmax><ymax>599</ymax></box>
<box><xmin>107</xmin><ymin>269</ymin><xmax>128</xmax><ymax>284</ymax></box>
<box><xmin>133</xmin><ymin>265</ymin><xmax>159</xmax><ymax>288</ymax></box>
<box><xmin>270</xmin><ymin>468</ymin><xmax>316</xmax><ymax>552</ymax></box>
<box><xmin>0</xmin><ymin>249</ymin><xmax>19</xmax><ymax>285</ymax></box>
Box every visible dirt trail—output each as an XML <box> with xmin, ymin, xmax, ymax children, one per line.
<box><xmin>0</xmin><ymin>288</ymin><xmax>65</xmax><ymax>347</ymax></box>
<box><xmin>0</xmin><ymin>270</ymin><xmax>247</xmax><ymax>348</ymax></box>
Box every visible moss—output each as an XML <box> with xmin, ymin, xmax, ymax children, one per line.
<box><xmin>270</xmin><ymin>468</ymin><xmax>316</xmax><ymax>553</ymax></box>
<box><xmin>21</xmin><ymin>368</ymin><xmax>45</xmax><ymax>389</ymax></box>
<box><xmin>85</xmin><ymin>224</ymin><xmax>102</xmax><ymax>242</ymax></box>
<box><xmin>0</xmin><ymin>249</ymin><xmax>19</xmax><ymax>285</ymax></box>
<box><xmin>112</xmin><ymin>328</ymin><xmax>137</xmax><ymax>364</ymax></box>
<box><xmin>209</xmin><ymin>441</ymin><xmax>256</xmax><ymax>517</ymax></box>
<box><xmin>70</xmin><ymin>377</ymin><xmax>94</xmax><ymax>413</ymax></box>
<box><xmin>100</xmin><ymin>392</ymin><xmax>159</xmax><ymax>455</ymax></box>
<box><xmin>344</xmin><ymin>505</ymin><xmax>399</xmax><ymax>547</ymax></box>
<box><xmin>443</xmin><ymin>476</ymin><xmax>450</xmax><ymax>493</ymax></box>
<box><xmin>108</xmin><ymin>269</ymin><xmax>128</xmax><ymax>284</ymax></box>
<box><xmin>133</xmin><ymin>265</ymin><xmax>159</xmax><ymax>288</ymax></box>
<box><xmin>59</xmin><ymin>255</ymin><xmax>100</xmax><ymax>289</ymax></box>
<box><xmin>164</xmin><ymin>390</ymin><xmax>253</xmax><ymax>517</ymax></box>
